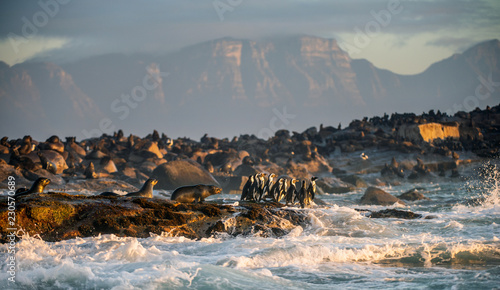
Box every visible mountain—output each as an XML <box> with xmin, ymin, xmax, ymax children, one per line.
<box><xmin>0</xmin><ymin>61</ymin><xmax>103</xmax><ymax>139</ymax></box>
<box><xmin>1</xmin><ymin>36</ymin><xmax>499</xmax><ymax>140</ymax></box>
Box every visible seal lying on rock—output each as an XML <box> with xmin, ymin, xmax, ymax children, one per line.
<box><xmin>15</xmin><ymin>178</ymin><xmax>51</xmax><ymax>197</ymax></box>
<box><xmin>171</xmin><ymin>184</ymin><xmax>222</xmax><ymax>203</ymax></box>
<box><xmin>100</xmin><ymin>178</ymin><xmax>158</xmax><ymax>198</ymax></box>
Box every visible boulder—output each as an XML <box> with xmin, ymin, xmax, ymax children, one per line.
<box><xmin>214</xmin><ymin>175</ymin><xmax>249</xmax><ymax>194</ymax></box>
<box><xmin>152</xmin><ymin>159</ymin><xmax>219</xmax><ymax>190</ymax></box>
<box><xmin>316</xmin><ymin>179</ymin><xmax>354</xmax><ymax>194</ymax></box>
<box><xmin>341</xmin><ymin>175</ymin><xmax>368</xmax><ymax>188</ymax></box>
<box><xmin>24</xmin><ymin>168</ymin><xmax>65</xmax><ymax>186</ymax></box>
<box><xmin>397</xmin><ymin>188</ymin><xmax>430</xmax><ymax>201</ymax></box>
<box><xmin>85</xmin><ymin>149</ymin><xmax>108</xmax><ymax>160</ymax></box>
<box><xmin>99</xmin><ymin>159</ymin><xmax>118</xmax><ymax>174</ymax></box>
<box><xmin>365</xmin><ymin>209</ymin><xmax>422</xmax><ymax>219</ymax></box>
<box><xmin>233</xmin><ymin>164</ymin><xmax>259</xmax><ymax>176</ymax></box>
<box><xmin>360</xmin><ymin>187</ymin><xmax>405</xmax><ymax>205</ymax></box>
<box><xmin>0</xmin><ymin>193</ymin><xmax>307</xmax><ymax>242</ymax></box>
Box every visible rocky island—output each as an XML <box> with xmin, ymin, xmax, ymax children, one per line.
<box><xmin>1</xmin><ymin>104</ymin><xmax>499</xmax><ymax>242</ymax></box>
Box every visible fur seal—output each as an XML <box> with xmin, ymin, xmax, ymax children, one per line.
<box><xmin>126</xmin><ymin>178</ymin><xmax>158</xmax><ymax>197</ymax></box>
<box><xmin>100</xmin><ymin>178</ymin><xmax>158</xmax><ymax>198</ymax></box>
<box><xmin>37</xmin><ymin>151</ymin><xmax>57</xmax><ymax>174</ymax></box>
<box><xmin>15</xmin><ymin>178</ymin><xmax>51</xmax><ymax>197</ymax></box>
<box><xmin>171</xmin><ymin>184</ymin><xmax>222</xmax><ymax>203</ymax></box>
<box><xmin>85</xmin><ymin>162</ymin><xmax>98</xmax><ymax>179</ymax></box>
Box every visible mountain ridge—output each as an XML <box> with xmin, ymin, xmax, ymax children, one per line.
<box><xmin>0</xmin><ymin>36</ymin><xmax>498</xmax><ymax>140</ymax></box>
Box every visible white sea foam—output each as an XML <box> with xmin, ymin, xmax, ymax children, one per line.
<box><xmin>2</xmin><ymin>165</ymin><xmax>500</xmax><ymax>289</ymax></box>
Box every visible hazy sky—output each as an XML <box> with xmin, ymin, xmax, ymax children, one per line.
<box><xmin>0</xmin><ymin>0</ymin><xmax>499</xmax><ymax>75</ymax></box>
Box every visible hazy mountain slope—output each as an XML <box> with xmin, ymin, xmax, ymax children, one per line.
<box><xmin>1</xmin><ymin>37</ymin><xmax>498</xmax><ymax>139</ymax></box>
<box><xmin>0</xmin><ymin>62</ymin><xmax>103</xmax><ymax>139</ymax></box>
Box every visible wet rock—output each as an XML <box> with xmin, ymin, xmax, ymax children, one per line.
<box><xmin>152</xmin><ymin>159</ymin><xmax>219</xmax><ymax>190</ymax></box>
<box><xmin>65</xmin><ymin>137</ymin><xmax>86</xmax><ymax>157</ymax></box>
<box><xmin>0</xmin><ymin>193</ymin><xmax>308</xmax><ymax>242</ymax></box>
<box><xmin>316</xmin><ymin>179</ymin><xmax>354</xmax><ymax>194</ymax></box>
<box><xmin>99</xmin><ymin>157</ymin><xmax>118</xmax><ymax>174</ymax></box>
<box><xmin>39</xmin><ymin>136</ymin><xmax>65</xmax><ymax>153</ymax></box>
<box><xmin>86</xmin><ymin>149</ymin><xmax>108</xmax><ymax>160</ymax></box>
<box><xmin>360</xmin><ymin>187</ymin><xmax>405</xmax><ymax>206</ymax></box>
<box><xmin>233</xmin><ymin>164</ymin><xmax>259</xmax><ymax>176</ymax></box>
<box><xmin>363</xmin><ymin>209</ymin><xmax>422</xmax><ymax>219</ymax></box>
<box><xmin>450</xmin><ymin>168</ymin><xmax>460</xmax><ymax>178</ymax></box>
<box><xmin>397</xmin><ymin>188</ymin><xmax>430</xmax><ymax>201</ymax></box>
<box><xmin>341</xmin><ymin>175</ymin><xmax>367</xmax><ymax>188</ymax></box>
<box><xmin>23</xmin><ymin>168</ymin><xmax>65</xmax><ymax>186</ymax></box>
<box><xmin>381</xmin><ymin>157</ymin><xmax>405</xmax><ymax>178</ymax></box>
<box><xmin>141</xmin><ymin>141</ymin><xmax>163</xmax><ymax>159</ymax></box>
<box><xmin>214</xmin><ymin>175</ymin><xmax>248</xmax><ymax>194</ymax></box>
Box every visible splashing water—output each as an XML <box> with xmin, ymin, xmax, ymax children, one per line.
<box><xmin>1</xmin><ymin>162</ymin><xmax>500</xmax><ymax>289</ymax></box>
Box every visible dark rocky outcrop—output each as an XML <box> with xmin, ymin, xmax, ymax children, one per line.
<box><xmin>341</xmin><ymin>175</ymin><xmax>368</xmax><ymax>188</ymax></box>
<box><xmin>398</xmin><ymin>188</ymin><xmax>431</xmax><ymax>201</ymax></box>
<box><xmin>0</xmin><ymin>193</ymin><xmax>308</xmax><ymax>243</ymax></box>
<box><xmin>152</xmin><ymin>159</ymin><xmax>219</xmax><ymax>190</ymax></box>
<box><xmin>356</xmin><ymin>208</ymin><xmax>422</xmax><ymax>219</ymax></box>
<box><xmin>360</xmin><ymin>187</ymin><xmax>405</xmax><ymax>206</ymax></box>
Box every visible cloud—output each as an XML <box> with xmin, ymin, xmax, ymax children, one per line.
<box><xmin>0</xmin><ymin>0</ymin><xmax>498</xmax><ymax>71</ymax></box>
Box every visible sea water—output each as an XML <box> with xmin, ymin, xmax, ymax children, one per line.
<box><xmin>1</xmin><ymin>161</ymin><xmax>499</xmax><ymax>289</ymax></box>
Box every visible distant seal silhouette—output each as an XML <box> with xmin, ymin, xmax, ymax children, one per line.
<box><xmin>15</xmin><ymin>178</ymin><xmax>51</xmax><ymax>197</ymax></box>
<box><xmin>100</xmin><ymin>178</ymin><xmax>158</xmax><ymax>198</ymax></box>
<box><xmin>171</xmin><ymin>184</ymin><xmax>222</xmax><ymax>203</ymax></box>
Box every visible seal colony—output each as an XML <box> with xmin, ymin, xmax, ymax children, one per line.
<box><xmin>2</xmin><ymin>106</ymin><xmax>497</xmax><ymax>244</ymax></box>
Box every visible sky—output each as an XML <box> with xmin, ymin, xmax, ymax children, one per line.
<box><xmin>0</xmin><ymin>0</ymin><xmax>499</xmax><ymax>75</ymax></box>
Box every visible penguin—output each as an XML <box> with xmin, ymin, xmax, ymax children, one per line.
<box><xmin>298</xmin><ymin>180</ymin><xmax>308</xmax><ymax>208</ymax></box>
<box><xmin>270</xmin><ymin>177</ymin><xmax>283</xmax><ymax>202</ymax></box>
<box><xmin>248</xmin><ymin>173</ymin><xmax>261</xmax><ymax>201</ymax></box>
<box><xmin>240</xmin><ymin>174</ymin><xmax>254</xmax><ymax>201</ymax></box>
<box><xmin>285</xmin><ymin>179</ymin><xmax>298</xmax><ymax>206</ymax></box>
<box><xmin>260</xmin><ymin>173</ymin><xmax>277</xmax><ymax>201</ymax></box>
<box><xmin>254</xmin><ymin>173</ymin><xmax>266</xmax><ymax>201</ymax></box>
<box><xmin>307</xmin><ymin>176</ymin><xmax>318</xmax><ymax>201</ymax></box>
<box><xmin>272</xmin><ymin>178</ymin><xmax>288</xmax><ymax>202</ymax></box>
<box><xmin>15</xmin><ymin>178</ymin><xmax>51</xmax><ymax>197</ymax></box>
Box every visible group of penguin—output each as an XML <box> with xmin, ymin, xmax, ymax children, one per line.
<box><xmin>240</xmin><ymin>173</ymin><xmax>318</xmax><ymax>208</ymax></box>
<box><xmin>14</xmin><ymin>174</ymin><xmax>318</xmax><ymax>208</ymax></box>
